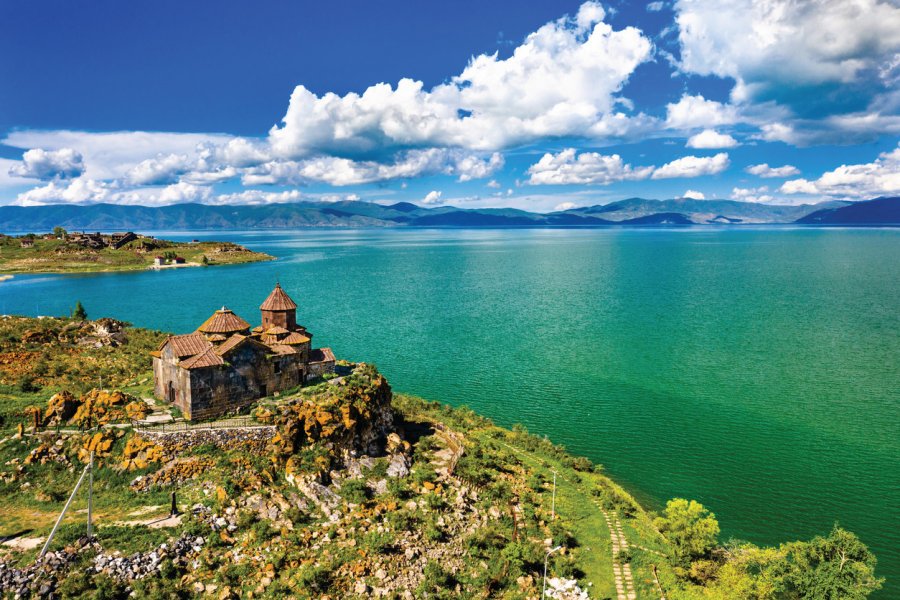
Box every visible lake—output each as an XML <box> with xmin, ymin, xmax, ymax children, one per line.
<box><xmin>2</xmin><ymin>227</ymin><xmax>898</xmax><ymax>595</ymax></box>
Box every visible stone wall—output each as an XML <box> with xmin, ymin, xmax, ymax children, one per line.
<box><xmin>306</xmin><ymin>357</ymin><xmax>335</xmax><ymax>380</ymax></box>
<box><xmin>138</xmin><ymin>426</ymin><xmax>275</xmax><ymax>454</ymax></box>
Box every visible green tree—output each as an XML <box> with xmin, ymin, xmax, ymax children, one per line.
<box><xmin>201</xmin><ymin>254</ymin><xmax>209</xmax><ymax>265</ymax></box>
<box><xmin>72</xmin><ymin>300</ymin><xmax>88</xmax><ymax>320</ymax></box>
<box><xmin>776</xmin><ymin>526</ymin><xmax>883</xmax><ymax>600</ymax></box>
<box><xmin>654</xmin><ymin>498</ymin><xmax>720</xmax><ymax>565</ymax></box>
<box><xmin>52</xmin><ymin>226</ymin><xmax>67</xmax><ymax>238</ymax></box>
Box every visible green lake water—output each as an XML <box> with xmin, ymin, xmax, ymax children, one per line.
<box><xmin>2</xmin><ymin>227</ymin><xmax>898</xmax><ymax>595</ymax></box>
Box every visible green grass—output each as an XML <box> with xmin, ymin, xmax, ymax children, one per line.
<box><xmin>0</xmin><ymin>235</ymin><xmax>272</xmax><ymax>274</ymax></box>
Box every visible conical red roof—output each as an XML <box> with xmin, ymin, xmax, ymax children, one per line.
<box><xmin>260</xmin><ymin>283</ymin><xmax>297</xmax><ymax>311</ymax></box>
<box><xmin>197</xmin><ymin>307</ymin><xmax>251</xmax><ymax>334</ymax></box>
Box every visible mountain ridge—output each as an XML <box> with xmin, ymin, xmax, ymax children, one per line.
<box><xmin>1</xmin><ymin>197</ymin><xmax>897</xmax><ymax>231</ymax></box>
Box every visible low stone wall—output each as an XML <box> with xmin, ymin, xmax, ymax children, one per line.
<box><xmin>137</xmin><ymin>426</ymin><xmax>275</xmax><ymax>454</ymax></box>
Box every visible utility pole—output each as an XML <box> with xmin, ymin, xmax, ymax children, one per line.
<box><xmin>542</xmin><ymin>545</ymin><xmax>563</xmax><ymax>598</ymax></box>
<box><xmin>39</xmin><ymin>453</ymin><xmax>94</xmax><ymax>560</ymax></box>
<box><xmin>551</xmin><ymin>471</ymin><xmax>557</xmax><ymax>520</ymax></box>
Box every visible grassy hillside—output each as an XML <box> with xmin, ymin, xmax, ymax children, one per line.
<box><xmin>0</xmin><ymin>317</ymin><xmax>883</xmax><ymax>599</ymax></box>
<box><xmin>0</xmin><ymin>234</ymin><xmax>272</xmax><ymax>274</ymax></box>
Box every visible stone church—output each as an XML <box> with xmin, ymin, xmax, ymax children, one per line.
<box><xmin>152</xmin><ymin>284</ymin><xmax>335</xmax><ymax>420</ymax></box>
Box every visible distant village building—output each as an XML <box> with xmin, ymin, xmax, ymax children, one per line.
<box><xmin>19</xmin><ymin>239</ymin><xmax>34</xmax><ymax>248</ymax></box>
<box><xmin>110</xmin><ymin>231</ymin><xmax>138</xmax><ymax>249</ymax></box>
<box><xmin>153</xmin><ymin>256</ymin><xmax>165</xmax><ymax>266</ymax></box>
<box><xmin>152</xmin><ymin>284</ymin><xmax>335</xmax><ymax>420</ymax></box>
<box><xmin>173</xmin><ymin>256</ymin><xmax>186</xmax><ymax>264</ymax></box>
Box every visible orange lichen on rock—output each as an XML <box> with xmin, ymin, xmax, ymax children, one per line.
<box><xmin>70</xmin><ymin>389</ymin><xmax>149</xmax><ymax>428</ymax></box>
<box><xmin>121</xmin><ymin>435</ymin><xmax>167</xmax><ymax>471</ymax></box>
<box><xmin>44</xmin><ymin>390</ymin><xmax>78</xmax><ymax>426</ymax></box>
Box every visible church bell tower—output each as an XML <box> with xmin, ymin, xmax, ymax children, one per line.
<box><xmin>259</xmin><ymin>283</ymin><xmax>298</xmax><ymax>330</ymax></box>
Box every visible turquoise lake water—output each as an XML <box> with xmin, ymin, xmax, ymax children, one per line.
<box><xmin>2</xmin><ymin>227</ymin><xmax>898</xmax><ymax>595</ymax></box>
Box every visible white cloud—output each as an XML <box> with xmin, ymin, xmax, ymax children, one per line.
<box><xmin>780</xmin><ymin>145</ymin><xmax>900</xmax><ymax>198</ymax></box>
<box><xmin>686</xmin><ymin>129</ymin><xmax>738</xmax><ymax>149</ymax></box>
<box><xmin>681</xmin><ymin>189</ymin><xmax>705</xmax><ymax>199</ymax></box>
<box><xmin>527</xmin><ymin>148</ymin><xmax>654</xmax><ymax>185</ymax></box>
<box><xmin>665</xmin><ymin>94</ymin><xmax>738</xmax><ymax>130</ymax></box>
<box><xmin>242</xmin><ymin>149</ymin><xmax>502</xmax><ymax>186</ymax></box>
<box><xmin>8</xmin><ymin>148</ymin><xmax>85</xmax><ymax>180</ymax></box>
<box><xmin>527</xmin><ymin>149</ymin><xmax>730</xmax><ymax>184</ymax></box>
<box><xmin>269</xmin><ymin>2</ymin><xmax>652</xmax><ymax>157</ymax></box>
<box><xmin>13</xmin><ymin>177</ymin><xmax>213</xmax><ymax>207</ymax></box>
<box><xmin>486</xmin><ymin>179</ymin><xmax>501</xmax><ymax>189</ymax></box>
<box><xmin>0</xmin><ymin>158</ymin><xmax>34</xmax><ymax>190</ymax></box>
<box><xmin>422</xmin><ymin>190</ymin><xmax>443</xmax><ymax>205</ymax></box>
<box><xmin>651</xmin><ymin>152</ymin><xmax>730</xmax><ymax>179</ymax></box>
<box><xmin>126</xmin><ymin>153</ymin><xmax>192</xmax><ymax>185</ymax></box>
<box><xmin>647</xmin><ymin>2</ymin><xmax>665</xmax><ymax>12</ymax></box>
<box><xmin>731</xmin><ymin>186</ymin><xmax>773</xmax><ymax>203</ymax></box>
<box><xmin>554</xmin><ymin>201</ymin><xmax>578</xmax><ymax>211</ymax></box>
<box><xmin>211</xmin><ymin>189</ymin><xmax>306</xmax><ymax>205</ymax></box>
<box><xmin>746</xmin><ymin>163</ymin><xmax>800</xmax><ymax>178</ymax></box>
<box><xmin>3</xmin><ymin>130</ymin><xmax>232</xmax><ymax>180</ymax></box>
<box><xmin>675</xmin><ymin>0</ymin><xmax>900</xmax><ymax>140</ymax></box>
<box><xmin>455</xmin><ymin>153</ymin><xmax>504</xmax><ymax>182</ymax></box>
<box><xmin>15</xmin><ymin>177</ymin><xmax>115</xmax><ymax>206</ymax></box>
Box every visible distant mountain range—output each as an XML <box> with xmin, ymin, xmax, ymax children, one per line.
<box><xmin>0</xmin><ymin>197</ymin><xmax>897</xmax><ymax>231</ymax></box>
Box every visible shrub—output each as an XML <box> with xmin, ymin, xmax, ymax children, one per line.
<box><xmin>339</xmin><ymin>478</ymin><xmax>370</xmax><ymax>504</ymax></box>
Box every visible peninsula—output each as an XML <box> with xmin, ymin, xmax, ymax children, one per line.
<box><xmin>0</xmin><ymin>297</ymin><xmax>883</xmax><ymax>599</ymax></box>
<box><xmin>0</xmin><ymin>229</ymin><xmax>273</xmax><ymax>275</ymax></box>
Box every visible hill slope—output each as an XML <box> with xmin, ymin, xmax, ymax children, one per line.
<box><xmin>0</xmin><ymin>198</ymin><xmax>872</xmax><ymax>231</ymax></box>
<box><xmin>0</xmin><ymin>316</ymin><xmax>883</xmax><ymax>599</ymax></box>
<box><xmin>795</xmin><ymin>196</ymin><xmax>900</xmax><ymax>224</ymax></box>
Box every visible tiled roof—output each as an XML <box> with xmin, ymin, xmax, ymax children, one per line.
<box><xmin>265</xmin><ymin>325</ymin><xmax>290</xmax><ymax>336</ymax></box>
<box><xmin>207</xmin><ymin>334</ymin><xmax>226</xmax><ymax>342</ymax></box>
<box><xmin>197</xmin><ymin>307</ymin><xmax>251</xmax><ymax>334</ymax></box>
<box><xmin>268</xmin><ymin>344</ymin><xmax>298</xmax><ymax>355</ymax></box>
<box><xmin>162</xmin><ymin>333</ymin><xmax>212</xmax><ymax>358</ymax></box>
<box><xmin>282</xmin><ymin>332</ymin><xmax>311</xmax><ymax>345</ymax></box>
<box><xmin>180</xmin><ymin>347</ymin><xmax>225</xmax><ymax>369</ymax></box>
<box><xmin>260</xmin><ymin>283</ymin><xmax>297</xmax><ymax>311</ymax></box>
<box><xmin>309</xmin><ymin>347</ymin><xmax>335</xmax><ymax>363</ymax></box>
<box><xmin>215</xmin><ymin>334</ymin><xmax>247</xmax><ymax>356</ymax></box>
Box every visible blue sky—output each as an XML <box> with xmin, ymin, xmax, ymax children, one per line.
<box><xmin>1</xmin><ymin>0</ymin><xmax>898</xmax><ymax>211</ymax></box>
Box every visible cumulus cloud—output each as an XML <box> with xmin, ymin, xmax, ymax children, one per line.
<box><xmin>242</xmin><ymin>149</ymin><xmax>502</xmax><ymax>186</ymax></box>
<box><xmin>681</xmin><ymin>189</ymin><xmax>705</xmax><ymax>199</ymax></box>
<box><xmin>422</xmin><ymin>190</ymin><xmax>443</xmax><ymax>205</ymax></box>
<box><xmin>126</xmin><ymin>153</ymin><xmax>192</xmax><ymax>185</ymax></box>
<box><xmin>3</xmin><ymin>130</ymin><xmax>232</xmax><ymax>180</ymax></box>
<box><xmin>554</xmin><ymin>201</ymin><xmax>578</xmax><ymax>211</ymax></box>
<box><xmin>527</xmin><ymin>148</ymin><xmax>654</xmax><ymax>185</ymax></box>
<box><xmin>269</xmin><ymin>2</ymin><xmax>652</xmax><ymax>157</ymax></box>
<box><xmin>746</xmin><ymin>163</ymin><xmax>800</xmax><ymax>178</ymax></box>
<box><xmin>13</xmin><ymin>177</ymin><xmax>213</xmax><ymax>207</ymax></box>
<box><xmin>527</xmin><ymin>149</ymin><xmax>730</xmax><ymax>184</ymax></box>
<box><xmin>8</xmin><ymin>148</ymin><xmax>85</xmax><ymax>180</ymax></box>
<box><xmin>675</xmin><ymin>0</ymin><xmax>900</xmax><ymax>139</ymax></box>
<box><xmin>780</xmin><ymin>145</ymin><xmax>900</xmax><ymax>198</ymax></box>
<box><xmin>686</xmin><ymin>129</ymin><xmax>738</xmax><ymax>149</ymax></box>
<box><xmin>651</xmin><ymin>152</ymin><xmax>730</xmax><ymax>179</ymax></box>
<box><xmin>665</xmin><ymin>94</ymin><xmax>738</xmax><ymax>130</ymax></box>
<box><xmin>731</xmin><ymin>186</ymin><xmax>773</xmax><ymax>203</ymax></box>
<box><xmin>212</xmin><ymin>189</ymin><xmax>307</xmax><ymax>205</ymax></box>
<box><xmin>15</xmin><ymin>177</ymin><xmax>115</xmax><ymax>206</ymax></box>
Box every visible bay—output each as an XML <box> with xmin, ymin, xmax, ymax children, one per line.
<box><xmin>2</xmin><ymin>227</ymin><xmax>898</xmax><ymax>595</ymax></box>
